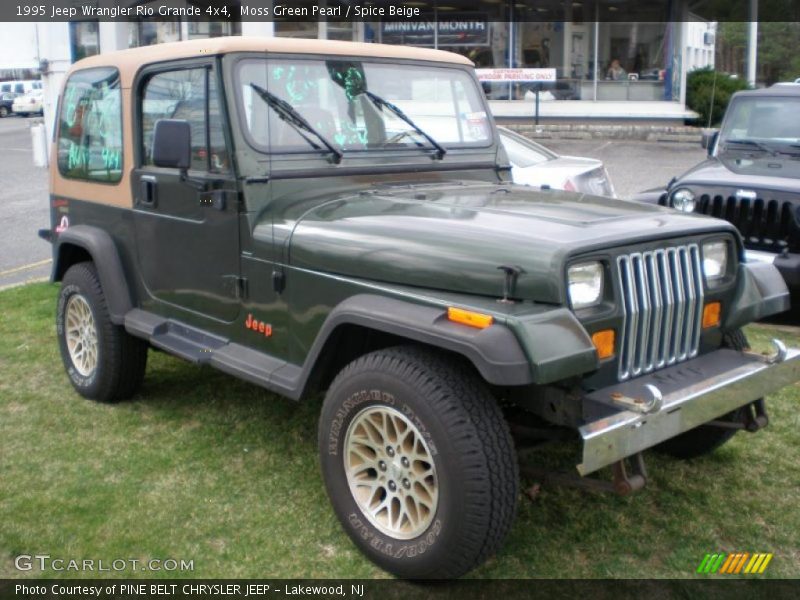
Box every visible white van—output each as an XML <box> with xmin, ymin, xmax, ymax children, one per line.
<box><xmin>0</xmin><ymin>80</ymin><xmax>42</xmax><ymax>95</ymax></box>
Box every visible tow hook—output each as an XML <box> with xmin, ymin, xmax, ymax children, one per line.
<box><xmin>609</xmin><ymin>384</ymin><xmax>663</xmax><ymax>414</ymax></box>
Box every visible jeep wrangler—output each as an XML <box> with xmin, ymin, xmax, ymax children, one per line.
<box><xmin>634</xmin><ymin>84</ymin><xmax>800</xmax><ymax>314</ymax></box>
<box><xmin>42</xmin><ymin>37</ymin><xmax>799</xmax><ymax>579</ymax></box>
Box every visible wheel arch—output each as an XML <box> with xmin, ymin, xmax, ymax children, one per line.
<box><xmin>53</xmin><ymin>225</ymin><xmax>133</xmax><ymax>324</ymax></box>
<box><xmin>297</xmin><ymin>294</ymin><xmax>533</xmax><ymax>399</ymax></box>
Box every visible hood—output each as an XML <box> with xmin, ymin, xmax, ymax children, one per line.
<box><xmin>287</xmin><ymin>182</ymin><xmax>737</xmax><ymax>304</ymax></box>
<box><xmin>678</xmin><ymin>154</ymin><xmax>800</xmax><ymax>194</ymax></box>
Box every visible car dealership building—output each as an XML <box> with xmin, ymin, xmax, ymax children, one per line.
<box><xmin>0</xmin><ymin>0</ymin><xmax>718</xmax><ymax>139</ymax></box>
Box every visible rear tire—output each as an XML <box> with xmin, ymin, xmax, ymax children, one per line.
<box><xmin>655</xmin><ymin>329</ymin><xmax>751</xmax><ymax>459</ymax></box>
<box><xmin>318</xmin><ymin>346</ymin><xmax>518</xmax><ymax>579</ymax></box>
<box><xmin>0</xmin><ymin>106</ymin><xmax>8</xmax><ymax>118</ymax></box>
<box><xmin>57</xmin><ymin>262</ymin><xmax>147</xmax><ymax>403</ymax></box>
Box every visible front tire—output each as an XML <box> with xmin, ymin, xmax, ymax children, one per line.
<box><xmin>0</xmin><ymin>106</ymin><xmax>8</xmax><ymax>118</ymax></box>
<box><xmin>655</xmin><ymin>329</ymin><xmax>751</xmax><ymax>459</ymax></box>
<box><xmin>57</xmin><ymin>262</ymin><xmax>147</xmax><ymax>403</ymax></box>
<box><xmin>318</xmin><ymin>346</ymin><xmax>518</xmax><ymax>579</ymax></box>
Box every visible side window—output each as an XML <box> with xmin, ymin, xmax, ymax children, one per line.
<box><xmin>57</xmin><ymin>67</ymin><xmax>123</xmax><ymax>183</ymax></box>
<box><xmin>141</xmin><ymin>67</ymin><xmax>228</xmax><ymax>173</ymax></box>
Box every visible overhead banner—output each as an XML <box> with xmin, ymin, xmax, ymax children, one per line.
<box><xmin>380</xmin><ymin>17</ymin><xmax>489</xmax><ymax>47</ymax></box>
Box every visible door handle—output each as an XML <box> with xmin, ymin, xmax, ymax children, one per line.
<box><xmin>139</xmin><ymin>175</ymin><xmax>157</xmax><ymax>208</ymax></box>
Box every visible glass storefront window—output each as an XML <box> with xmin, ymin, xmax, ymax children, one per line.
<box><xmin>129</xmin><ymin>21</ymin><xmax>180</xmax><ymax>47</ymax></box>
<box><xmin>70</xmin><ymin>21</ymin><xmax>99</xmax><ymax>62</ymax></box>
<box><xmin>364</xmin><ymin>1</ymin><xmax>684</xmax><ymax>104</ymax></box>
<box><xmin>274</xmin><ymin>22</ymin><xmax>319</xmax><ymax>39</ymax></box>
<box><xmin>326</xmin><ymin>22</ymin><xmax>357</xmax><ymax>41</ymax></box>
<box><xmin>188</xmin><ymin>21</ymin><xmax>241</xmax><ymax>39</ymax></box>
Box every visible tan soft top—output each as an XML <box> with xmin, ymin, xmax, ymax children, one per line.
<box><xmin>70</xmin><ymin>36</ymin><xmax>474</xmax><ymax>87</ymax></box>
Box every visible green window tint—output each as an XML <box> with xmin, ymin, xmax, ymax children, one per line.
<box><xmin>237</xmin><ymin>59</ymin><xmax>492</xmax><ymax>154</ymax></box>
<box><xmin>141</xmin><ymin>67</ymin><xmax>229</xmax><ymax>173</ymax></box>
<box><xmin>57</xmin><ymin>67</ymin><xmax>122</xmax><ymax>182</ymax></box>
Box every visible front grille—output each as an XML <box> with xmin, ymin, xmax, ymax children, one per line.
<box><xmin>697</xmin><ymin>195</ymin><xmax>794</xmax><ymax>252</ymax></box>
<box><xmin>617</xmin><ymin>245</ymin><xmax>704</xmax><ymax>381</ymax></box>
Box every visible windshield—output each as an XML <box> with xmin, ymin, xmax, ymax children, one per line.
<box><xmin>719</xmin><ymin>96</ymin><xmax>800</xmax><ymax>151</ymax></box>
<box><xmin>236</xmin><ymin>58</ymin><xmax>492</xmax><ymax>153</ymax></box>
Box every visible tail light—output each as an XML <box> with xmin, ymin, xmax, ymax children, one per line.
<box><xmin>563</xmin><ymin>178</ymin><xmax>577</xmax><ymax>192</ymax></box>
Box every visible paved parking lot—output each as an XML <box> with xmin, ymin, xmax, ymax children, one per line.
<box><xmin>543</xmin><ymin>138</ymin><xmax>706</xmax><ymax>199</ymax></box>
<box><xmin>0</xmin><ymin>116</ymin><xmax>50</xmax><ymax>288</ymax></box>
<box><xmin>0</xmin><ymin>116</ymin><xmax>706</xmax><ymax>289</ymax></box>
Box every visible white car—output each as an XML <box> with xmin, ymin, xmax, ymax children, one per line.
<box><xmin>499</xmin><ymin>127</ymin><xmax>616</xmax><ymax>197</ymax></box>
<box><xmin>12</xmin><ymin>91</ymin><xmax>43</xmax><ymax>117</ymax></box>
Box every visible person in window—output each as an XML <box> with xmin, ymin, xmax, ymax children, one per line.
<box><xmin>606</xmin><ymin>59</ymin><xmax>627</xmax><ymax>81</ymax></box>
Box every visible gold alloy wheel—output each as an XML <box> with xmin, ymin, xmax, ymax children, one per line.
<box><xmin>344</xmin><ymin>406</ymin><xmax>439</xmax><ymax>540</ymax></box>
<box><xmin>65</xmin><ymin>294</ymin><xmax>98</xmax><ymax>377</ymax></box>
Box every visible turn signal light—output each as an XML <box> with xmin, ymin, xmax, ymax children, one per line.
<box><xmin>703</xmin><ymin>301</ymin><xmax>722</xmax><ymax>329</ymax></box>
<box><xmin>447</xmin><ymin>307</ymin><xmax>494</xmax><ymax>329</ymax></box>
<box><xmin>592</xmin><ymin>329</ymin><xmax>615</xmax><ymax>359</ymax></box>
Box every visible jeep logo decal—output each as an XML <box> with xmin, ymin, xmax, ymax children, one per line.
<box><xmin>245</xmin><ymin>313</ymin><xmax>272</xmax><ymax>337</ymax></box>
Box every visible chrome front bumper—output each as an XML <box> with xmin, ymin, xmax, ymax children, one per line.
<box><xmin>577</xmin><ymin>341</ymin><xmax>800</xmax><ymax>476</ymax></box>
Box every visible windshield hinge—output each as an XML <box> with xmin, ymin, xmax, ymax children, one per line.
<box><xmin>223</xmin><ymin>275</ymin><xmax>248</xmax><ymax>300</ymax></box>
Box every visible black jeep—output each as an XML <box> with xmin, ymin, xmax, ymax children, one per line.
<box><xmin>634</xmin><ymin>84</ymin><xmax>800</xmax><ymax>311</ymax></box>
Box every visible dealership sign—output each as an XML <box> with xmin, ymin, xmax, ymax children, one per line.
<box><xmin>381</xmin><ymin>17</ymin><xmax>489</xmax><ymax>46</ymax></box>
<box><xmin>476</xmin><ymin>68</ymin><xmax>557</xmax><ymax>82</ymax></box>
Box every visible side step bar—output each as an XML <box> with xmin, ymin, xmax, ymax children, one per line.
<box><xmin>124</xmin><ymin>309</ymin><xmax>302</xmax><ymax>398</ymax></box>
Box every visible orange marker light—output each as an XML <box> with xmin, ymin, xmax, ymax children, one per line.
<box><xmin>592</xmin><ymin>329</ymin><xmax>615</xmax><ymax>359</ymax></box>
<box><xmin>447</xmin><ymin>307</ymin><xmax>494</xmax><ymax>329</ymax></box>
<box><xmin>703</xmin><ymin>301</ymin><xmax>721</xmax><ymax>329</ymax></box>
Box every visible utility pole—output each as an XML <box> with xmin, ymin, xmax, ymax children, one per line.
<box><xmin>746</xmin><ymin>0</ymin><xmax>758</xmax><ymax>87</ymax></box>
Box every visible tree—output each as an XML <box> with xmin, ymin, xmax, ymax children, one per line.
<box><xmin>686</xmin><ymin>68</ymin><xmax>749</xmax><ymax>126</ymax></box>
<box><xmin>717</xmin><ymin>22</ymin><xmax>800</xmax><ymax>84</ymax></box>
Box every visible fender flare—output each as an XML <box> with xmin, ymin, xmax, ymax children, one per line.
<box><xmin>53</xmin><ymin>225</ymin><xmax>133</xmax><ymax>324</ymax></box>
<box><xmin>298</xmin><ymin>294</ymin><xmax>533</xmax><ymax>395</ymax></box>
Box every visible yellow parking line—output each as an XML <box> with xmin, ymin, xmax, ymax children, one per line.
<box><xmin>0</xmin><ymin>258</ymin><xmax>52</xmax><ymax>277</ymax></box>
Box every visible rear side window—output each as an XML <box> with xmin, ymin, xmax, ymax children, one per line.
<box><xmin>57</xmin><ymin>67</ymin><xmax>123</xmax><ymax>183</ymax></box>
<box><xmin>141</xmin><ymin>66</ymin><xmax>228</xmax><ymax>173</ymax></box>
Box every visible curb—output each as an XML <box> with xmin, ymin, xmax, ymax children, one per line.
<box><xmin>502</xmin><ymin>123</ymin><xmax>703</xmax><ymax>143</ymax></box>
<box><xmin>0</xmin><ymin>276</ymin><xmax>49</xmax><ymax>292</ymax></box>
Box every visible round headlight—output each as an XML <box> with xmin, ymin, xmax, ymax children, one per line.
<box><xmin>671</xmin><ymin>188</ymin><xmax>696</xmax><ymax>213</ymax></box>
<box><xmin>568</xmin><ymin>262</ymin><xmax>604</xmax><ymax>309</ymax></box>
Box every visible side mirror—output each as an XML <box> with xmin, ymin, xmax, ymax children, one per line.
<box><xmin>701</xmin><ymin>129</ymin><xmax>719</xmax><ymax>155</ymax></box>
<box><xmin>152</xmin><ymin>119</ymin><xmax>191</xmax><ymax>170</ymax></box>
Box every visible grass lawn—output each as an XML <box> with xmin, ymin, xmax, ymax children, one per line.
<box><xmin>1</xmin><ymin>282</ymin><xmax>798</xmax><ymax>579</ymax></box>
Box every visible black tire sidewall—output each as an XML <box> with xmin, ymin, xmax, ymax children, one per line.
<box><xmin>319</xmin><ymin>369</ymin><xmax>470</xmax><ymax>578</ymax></box>
<box><xmin>57</xmin><ymin>276</ymin><xmax>105</xmax><ymax>398</ymax></box>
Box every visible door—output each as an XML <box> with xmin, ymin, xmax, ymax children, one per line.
<box><xmin>132</xmin><ymin>62</ymin><xmax>241</xmax><ymax>323</ymax></box>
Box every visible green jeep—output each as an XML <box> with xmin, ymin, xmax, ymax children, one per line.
<box><xmin>42</xmin><ymin>37</ymin><xmax>799</xmax><ymax>579</ymax></box>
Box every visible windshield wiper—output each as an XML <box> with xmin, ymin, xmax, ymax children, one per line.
<box><xmin>723</xmin><ymin>139</ymin><xmax>778</xmax><ymax>155</ymax></box>
<box><xmin>249</xmin><ymin>83</ymin><xmax>342</xmax><ymax>164</ymax></box>
<box><xmin>362</xmin><ymin>91</ymin><xmax>446</xmax><ymax>160</ymax></box>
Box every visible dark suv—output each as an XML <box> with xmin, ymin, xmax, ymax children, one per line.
<box><xmin>634</xmin><ymin>84</ymin><xmax>800</xmax><ymax>309</ymax></box>
<box><xmin>42</xmin><ymin>38</ymin><xmax>799</xmax><ymax>579</ymax></box>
